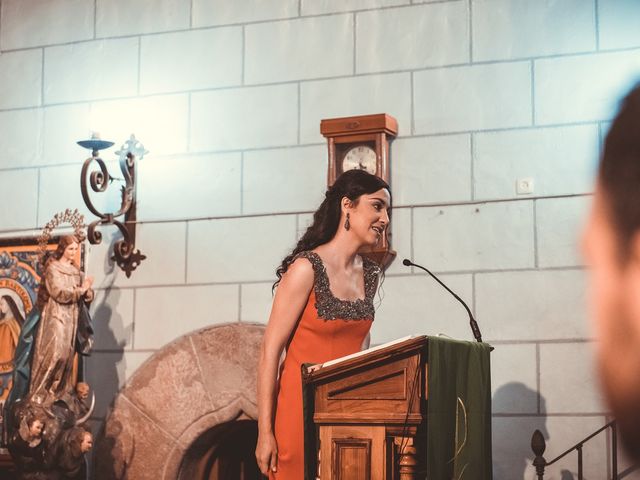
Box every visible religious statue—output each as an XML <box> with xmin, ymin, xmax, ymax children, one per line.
<box><xmin>4</xmin><ymin>210</ymin><xmax>97</xmax><ymax>479</ymax></box>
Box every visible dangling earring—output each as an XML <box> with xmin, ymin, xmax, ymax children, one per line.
<box><xmin>344</xmin><ymin>213</ymin><xmax>350</xmax><ymax>231</ymax></box>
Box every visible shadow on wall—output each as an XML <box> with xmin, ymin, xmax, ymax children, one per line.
<box><xmin>492</xmin><ymin>382</ymin><xmax>548</xmax><ymax>480</ymax></box>
<box><xmin>86</xmin><ymin>252</ymin><xmax>132</xmax><ymax>477</ymax></box>
<box><xmin>88</xmin><ymin>285</ymin><xmax>131</xmax><ymax>421</ymax></box>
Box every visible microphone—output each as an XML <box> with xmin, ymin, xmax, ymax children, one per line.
<box><xmin>402</xmin><ymin>258</ymin><xmax>483</xmax><ymax>343</ymax></box>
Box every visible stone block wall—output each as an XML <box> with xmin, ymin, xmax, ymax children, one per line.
<box><xmin>1</xmin><ymin>0</ymin><xmax>639</xmax><ymax>477</ymax></box>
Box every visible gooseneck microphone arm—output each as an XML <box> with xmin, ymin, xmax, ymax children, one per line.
<box><xmin>402</xmin><ymin>258</ymin><xmax>483</xmax><ymax>343</ymax></box>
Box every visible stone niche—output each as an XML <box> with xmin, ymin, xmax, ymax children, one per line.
<box><xmin>93</xmin><ymin>322</ymin><xmax>265</xmax><ymax>479</ymax></box>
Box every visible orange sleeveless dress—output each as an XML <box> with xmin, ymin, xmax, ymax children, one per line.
<box><xmin>271</xmin><ymin>251</ymin><xmax>380</xmax><ymax>479</ymax></box>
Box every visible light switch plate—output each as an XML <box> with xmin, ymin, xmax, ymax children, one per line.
<box><xmin>516</xmin><ymin>177</ymin><xmax>534</xmax><ymax>195</ymax></box>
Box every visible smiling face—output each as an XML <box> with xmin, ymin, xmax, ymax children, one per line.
<box><xmin>345</xmin><ymin>188</ymin><xmax>391</xmax><ymax>247</ymax></box>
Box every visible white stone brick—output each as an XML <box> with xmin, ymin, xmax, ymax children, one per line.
<box><xmin>243</xmin><ymin>145</ymin><xmax>325</xmax><ymax>215</ymax></box>
<box><xmin>392</xmin><ymin>135</ymin><xmax>471</xmax><ymax>206</ymax></box>
<box><xmin>492</xmin><ymin>415</ymin><xmax>608</xmax><ymax>480</ymax></box>
<box><xmin>140</xmin><ymin>27</ymin><xmax>242</xmax><ymax>95</ymax></box>
<box><xmin>414</xmin><ymin>63</ymin><xmax>532</xmax><ymax>134</ymax></box>
<box><xmin>371</xmin><ymin>274</ymin><xmax>474</xmax><ymax>344</ymax></box>
<box><xmin>96</xmin><ymin>0</ymin><xmax>190</xmax><ymax>37</ymax></box>
<box><xmin>413</xmin><ymin>201</ymin><xmax>534</xmax><ymax>272</ymax></box>
<box><xmin>138</xmin><ymin>153</ymin><xmax>241</xmax><ymax>221</ymax></box>
<box><xmin>300</xmin><ymin>73</ymin><xmax>411</xmax><ymax>144</ymax></box>
<box><xmin>472</xmin><ymin>0</ymin><xmax>595</xmax><ymax>61</ymax></box>
<box><xmin>190</xmin><ymin>85</ymin><xmax>298</xmax><ymax>151</ymax></box>
<box><xmin>91</xmin><ymin>288</ymin><xmax>134</xmax><ymax>350</ymax></box>
<box><xmin>1</xmin><ymin>0</ymin><xmax>93</xmax><ymax>50</ymax></box>
<box><xmin>302</xmin><ymin>0</ymin><xmax>408</xmax><ymax>15</ymax></box>
<box><xmin>476</xmin><ymin>270</ymin><xmax>588</xmax><ymax>341</ymax></box>
<box><xmin>598</xmin><ymin>0</ymin><xmax>640</xmax><ymax>50</ymax></box>
<box><xmin>85</xmin><ymin>222</ymin><xmax>186</xmax><ymax>288</ymax></box>
<box><xmin>473</xmin><ymin>125</ymin><xmax>599</xmax><ymax>200</ymax></box>
<box><xmin>0</xmin><ymin>50</ymin><xmax>42</xmax><ymax>109</ymax></box>
<box><xmin>384</xmin><ymin>207</ymin><xmax>412</xmax><ymax>276</ymax></box>
<box><xmin>187</xmin><ymin>215</ymin><xmax>296</xmax><ymax>283</ymax></box>
<box><xmin>535</xmin><ymin>51</ymin><xmax>640</xmax><ymax>125</ymax></box>
<box><xmin>245</xmin><ymin>15</ymin><xmax>353</xmax><ymax>84</ymax></box>
<box><xmin>134</xmin><ymin>284</ymin><xmax>239</xmax><ymax>349</ymax></box>
<box><xmin>193</xmin><ymin>0</ymin><xmax>299</xmax><ymax>27</ymax></box>
<box><xmin>44</xmin><ymin>104</ymin><xmax>94</xmax><ymax>169</ymax></box>
<box><xmin>38</xmin><ymin>163</ymin><xmax>120</xmax><ymax>228</ymax></box>
<box><xmin>297</xmin><ymin>213</ymin><xmax>314</xmax><ymax>240</ymax></box>
<box><xmin>44</xmin><ymin>38</ymin><xmax>139</xmax><ymax>104</ymax></box>
<box><xmin>0</xmin><ymin>169</ymin><xmax>38</xmax><ymax>230</ymax></box>
<box><xmin>240</xmin><ymin>282</ymin><xmax>273</xmax><ymax>324</ymax></box>
<box><xmin>356</xmin><ymin>3</ymin><xmax>469</xmax><ymax>73</ymax></box>
<box><xmin>540</xmin><ymin>342</ymin><xmax>606</xmax><ymax>413</ymax></box>
<box><xmin>537</xmin><ymin>196</ymin><xmax>590</xmax><ymax>268</ymax></box>
<box><xmin>491</xmin><ymin>344</ymin><xmax>537</xmax><ymax>414</ymax></box>
<box><xmin>85</xmin><ymin>351</ymin><xmax>152</xmax><ymax>418</ymax></box>
<box><xmin>0</xmin><ymin>109</ymin><xmax>43</xmax><ymax>169</ymax></box>
<box><xmin>543</xmin><ymin>416</ymin><xmax>609</xmax><ymax>478</ymax></box>
<box><xmin>89</xmin><ymin>94</ymin><xmax>189</xmax><ymax>156</ymax></box>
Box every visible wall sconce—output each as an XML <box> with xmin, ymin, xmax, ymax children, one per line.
<box><xmin>78</xmin><ymin>134</ymin><xmax>147</xmax><ymax>277</ymax></box>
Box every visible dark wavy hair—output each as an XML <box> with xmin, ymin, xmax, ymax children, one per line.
<box><xmin>274</xmin><ymin>170</ymin><xmax>390</xmax><ymax>289</ymax></box>
<box><xmin>0</xmin><ymin>295</ymin><xmax>24</xmax><ymax>326</ymax></box>
<box><xmin>600</xmin><ymin>82</ymin><xmax>640</xmax><ymax>258</ymax></box>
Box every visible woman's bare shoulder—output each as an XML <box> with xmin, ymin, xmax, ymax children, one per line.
<box><xmin>283</xmin><ymin>255</ymin><xmax>315</xmax><ymax>283</ymax></box>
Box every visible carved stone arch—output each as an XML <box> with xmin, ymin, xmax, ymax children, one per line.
<box><xmin>93</xmin><ymin>322</ymin><xmax>265</xmax><ymax>479</ymax></box>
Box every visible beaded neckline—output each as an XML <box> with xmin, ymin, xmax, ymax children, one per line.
<box><xmin>296</xmin><ymin>251</ymin><xmax>380</xmax><ymax>321</ymax></box>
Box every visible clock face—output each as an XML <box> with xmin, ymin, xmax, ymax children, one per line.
<box><xmin>342</xmin><ymin>145</ymin><xmax>377</xmax><ymax>175</ymax></box>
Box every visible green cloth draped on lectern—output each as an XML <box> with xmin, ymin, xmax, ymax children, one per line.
<box><xmin>427</xmin><ymin>336</ymin><xmax>492</xmax><ymax>480</ymax></box>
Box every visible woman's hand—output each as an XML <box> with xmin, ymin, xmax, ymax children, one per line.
<box><xmin>255</xmin><ymin>431</ymin><xmax>278</xmax><ymax>476</ymax></box>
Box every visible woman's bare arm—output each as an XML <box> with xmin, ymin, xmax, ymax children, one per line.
<box><xmin>255</xmin><ymin>258</ymin><xmax>314</xmax><ymax>476</ymax></box>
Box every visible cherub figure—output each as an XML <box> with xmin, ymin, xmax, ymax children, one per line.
<box><xmin>8</xmin><ymin>408</ymin><xmax>47</xmax><ymax>473</ymax></box>
<box><xmin>70</xmin><ymin>382</ymin><xmax>91</xmax><ymax>418</ymax></box>
<box><xmin>58</xmin><ymin>427</ymin><xmax>93</xmax><ymax>479</ymax></box>
<box><xmin>19</xmin><ymin>410</ymin><xmax>46</xmax><ymax>448</ymax></box>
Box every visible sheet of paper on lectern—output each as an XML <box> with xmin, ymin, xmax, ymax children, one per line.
<box><xmin>307</xmin><ymin>334</ymin><xmax>418</xmax><ymax>372</ymax></box>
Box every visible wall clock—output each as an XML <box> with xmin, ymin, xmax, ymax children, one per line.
<box><xmin>320</xmin><ymin>113</ymin><xmax>398</xmax><ymax>267</ymax></box>
<box><xmin>320</xmin><ymin>113</ymin><xmax>397</xmax><ymax>186</ymax></box>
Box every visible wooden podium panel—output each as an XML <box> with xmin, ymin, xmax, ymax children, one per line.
<box><xmin>321</xmin><ymin>425</ymin><xmax>385</xmax><ymax>480</ymax></box>
<box><xmin>304</xmin><ymin>336</ymin><xmax>428</xmax><ymax>480</ymax></box>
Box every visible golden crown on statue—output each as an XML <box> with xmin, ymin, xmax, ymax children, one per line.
<box><xmin>38</xmin><ymin>208</ymin><xmax>87</xmax><ymax>256</ymax></box>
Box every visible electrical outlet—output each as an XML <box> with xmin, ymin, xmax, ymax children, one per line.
<box><xmin>516</xmin><ymin>177</ymin><xmax>534</xmax><ymax>195</ymax></box>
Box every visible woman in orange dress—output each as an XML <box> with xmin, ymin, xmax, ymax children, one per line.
<box><xmin>255</xmin><ymin>170</ymin><xmax>391</xmax><ymax>479</ymax></box>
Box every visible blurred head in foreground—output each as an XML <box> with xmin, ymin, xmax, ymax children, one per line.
<box><xmin>583</xmin><ymin>82</ymin><xmax>640</xmax><ymax>458</ymax></box>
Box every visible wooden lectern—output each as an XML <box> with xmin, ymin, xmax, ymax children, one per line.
<box><xmin>303</xmin><ymin>336</ymin><xmax>429</xmax><ymax>480</ymax></box>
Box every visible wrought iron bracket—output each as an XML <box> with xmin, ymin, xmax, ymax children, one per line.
<box><xmin>79</xmin><ymin>135</ymin><xmax>147</xmax><ymax>278</ymax></box>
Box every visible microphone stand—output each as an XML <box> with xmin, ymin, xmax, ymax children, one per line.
<box><xmin>403</xmin><ymin>259</ymin><xmax>483</xmax><ymax>343</ymax></box>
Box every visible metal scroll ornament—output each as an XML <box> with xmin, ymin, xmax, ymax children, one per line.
<box><xmin>78</xmin><ymin>134</ymin><xmax>147</xmax><ymax>277</ymax></box>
